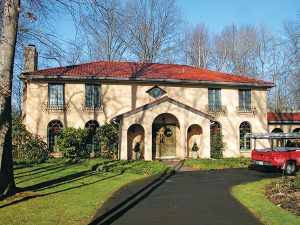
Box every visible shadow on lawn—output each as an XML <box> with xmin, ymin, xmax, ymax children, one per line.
<box><xmin>16</xmin><ymin>164</ymin><xmax>78</xmax><ymax>184</ymax></box>
<box><xmin>0</xmin><ymin>168</ymin><xmax>122</xmax><ymax>209</ymax></box>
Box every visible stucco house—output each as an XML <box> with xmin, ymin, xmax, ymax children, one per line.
<box><xmin>20</xmin><ymin>45</ymin><xmax>300</xmax><ymax>160</ymax></box>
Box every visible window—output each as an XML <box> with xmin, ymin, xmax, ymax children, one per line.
<box><xmin>239</xmin><ymin>121</ymin><xmax>251</xmax><ymax>150</ymax></box>
<box><xmin>208</xmin><ymin>89</ymin><xmax>221</xmax><ymax>110</ymax></box>
<box><xmin>47</xmin><ymin>120</ymin><xmax>63</xmax><ymax>152</ymax></box>
<box><xmin>85</xmin><ymin>120</ymin><xmax>100</xmax><ymax>153</ymax></box>
<box><xmin>239</xmin><ymin>90</ymin><xmax>251</xmax><ymax>111</ymax></box>
<box><xmin>146</xmin><ymin>85</ymin><xmax>166</xmax><ymax>98</ymax></box>
<box><xmin>48</xmin><ymin>84</ymin><xmax>64</xmax><ymax>108</ymax></box>
<box><xmin>85</xmin><ymin>84</ymin><xmax>100</xmax><ymax>108</ymax></box>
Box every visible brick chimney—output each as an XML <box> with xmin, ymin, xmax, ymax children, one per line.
<box><xmin>24</xmin><ymin>44</ymin><xmax>38</xmax><ymax>72</ymax></box>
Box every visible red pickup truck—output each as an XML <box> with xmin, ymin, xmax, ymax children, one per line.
<box><xmin>249</xmin><ymin>133</ymin><xmax>300</xmax><ymax>175</ymax></box>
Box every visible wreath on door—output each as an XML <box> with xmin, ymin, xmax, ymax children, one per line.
<box><xmin>164</xmin><ymin>127</ymin><xmax>173</xmax><ymax>137</ymax></box>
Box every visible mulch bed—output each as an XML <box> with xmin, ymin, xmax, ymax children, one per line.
<box><xmin>265</xmin><ymin>176</ymin><xmax>300</xmax><ymax>216</ymax></box>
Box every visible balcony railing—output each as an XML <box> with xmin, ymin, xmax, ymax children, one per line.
<box><xmin>236</xmin><ymin>106</ymin><xmax>258</xmax><ymax>116</ymax></box>
<box><xmin>81</xmin><ymin>102</ymin><xmax>103</xmax><ymax>113</ymax></box>
<box><xmin>205</xmin><ymin>105</ymin><xmax>227</xmax><ymax>116</ymax></box>
<box><xmin>43</xmin><ymin>102</ymin><xmax>69</xmax><ymax>113</ymax></box>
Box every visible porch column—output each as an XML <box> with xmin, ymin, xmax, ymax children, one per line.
<box><xmin>119</xmin><ymin>121</ymin><xmax>128</xmax><ymax>160</ymax></box>
<box><xmin>202</xmin><ymin>120</ymin><xmax>211</xmax><ymax>158</ymax></box>
<box><xmin>179</xmin><ymin>123</ymin><xmax>187</xmax><ymax>159</ymax></box>
<box><xmin>144</xmin><ymin>126</ymin><xmax>152</xmax><ymax>161</ymax></box>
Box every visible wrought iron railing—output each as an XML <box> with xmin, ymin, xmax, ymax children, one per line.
<box><xmin>236</xmin><ymin>106</ymin><xmax>258</xmax><ymax>116</ymax></box>
<box><xmin>43</xmin><ymin>102</ymin><xmax>69</xmax><ymax>113</ymax></box>
<box><xmin>81</xmin><ymin>102</ymin><xmax>103</xmax><ymax>113</ymax></box>
<box><xmin>205</xmin><ymin>105</ymin><xmax>227</xmax><ymax>116</ymax></box>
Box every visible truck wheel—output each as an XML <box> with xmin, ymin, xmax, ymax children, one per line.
<box><xmin>284</xmin><ymin>161</ymin><xmax>296</xmax><ymax>175</ymax></box>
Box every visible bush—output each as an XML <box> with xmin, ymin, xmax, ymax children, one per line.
<box><xmin>98</xmin><ymin>160</ymin><xmax>173</xmax><ymax>175</ymax></box>
<box><xmin>57</xmin><ymin>128</ymin><xmax>89</xmax><ymax>158</ymax></box>
<box><xmin>211</xmin><ymin>132</ymin><xmax>226</xmax><ymax>159</ymax></box>
<box><xmin>12</xmin><ymin>115</ymin><xmax>49</xmax><ymax>163</ymax></box>
<box><xmin>95</xmin><ymin>122</ymin><xmax>119</xmax><ymax>158</ymax></box>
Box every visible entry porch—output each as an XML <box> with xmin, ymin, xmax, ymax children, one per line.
<box><xmin>113</xmin><ymin>97</ymin><xmax>214</xmax><ymax>160</ymax></box>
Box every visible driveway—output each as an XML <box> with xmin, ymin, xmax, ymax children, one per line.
<box><xmin>90</xmin><ymin>167</ymin><xmax>280</xmax><ymax>225</ymax></box>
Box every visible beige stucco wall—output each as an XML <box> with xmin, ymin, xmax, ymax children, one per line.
<box><xmin>23</xmin><ymin>80</ymin><xmax>269</xmax><ymax>159</ymax></box>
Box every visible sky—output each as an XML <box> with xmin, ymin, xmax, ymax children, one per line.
<box><xmin>177</xmin><ymin>0</ymin><xmax>299</xmax><ymax>33</ymax></box>
<box><xmin>57</xmin><ymin>0</ymin><xmax>299</xmax><ymax>42</ymax></box>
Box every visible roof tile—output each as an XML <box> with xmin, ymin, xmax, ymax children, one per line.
<box><xmin>24</xmin><ymin>61</ymin><xmax>274</xmax><ymax>85</ymax></box>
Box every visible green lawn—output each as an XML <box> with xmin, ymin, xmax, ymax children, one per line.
<box><xmin>183</xmin><ymin>157</ymin><xmax>252</xmax><ymax>170</ymax></box>
<box><xmin>0</xmin><ymin>162</ymin><xmax>146</xmax><ymax>225</ymax></box>
<box><xmin>231</xmin><ymin>178</ymin><xmax>300</xmax><ymax>225</ymax></box>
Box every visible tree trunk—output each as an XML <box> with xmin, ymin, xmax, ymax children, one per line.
<box><xmin>0</xmin><ymin>0</ymin><xmax>20</xmax><ymax>198</ymax></box>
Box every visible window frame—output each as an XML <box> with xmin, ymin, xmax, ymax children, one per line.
<box><xmin>239</xmin><ymin>89</ymin><xmax>251</xmax><ymax>111</ymax></box>
<box><xmin>48</xmin><ymin>83</ymin><xmax>65</xmax><ymax>108</ymax></box>
<box><xmin>85</xmin><ymin>84</ymin><xmax>101</xmax><ymax>108</ymax></box>
<box><xmin>208</xmin><ymin>88</ymin><xmax>221</xmax><ymax>110</ymax></box>
<box><xmin>239</xmin><ymin>121</ymin><xmax>252</xmax><ymax>151</ymax></box>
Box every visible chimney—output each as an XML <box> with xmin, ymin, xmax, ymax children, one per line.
<box><xmin>24</xmin><ymin>44</ymin><xmax>38</xmax><ymax>72</ymax></box>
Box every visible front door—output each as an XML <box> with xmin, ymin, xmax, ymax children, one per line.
<box><xmin>152</xmin><ymin>124</ymin><xmax>176</xmax><ymax>159</ymax></box>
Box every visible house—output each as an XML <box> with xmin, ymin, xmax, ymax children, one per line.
<box><xmin>20</xmin><ymin>45</ymin><xmax>299</xmax><ymax>160</ymax></box>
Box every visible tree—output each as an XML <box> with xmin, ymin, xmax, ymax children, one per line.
<box><xmin>0</xmin><ymin>0</ymin><xmax>20</xmax><ymax>198</ymax></box>
<box><xmin>77</xmin><ymin>0</ymin><xmax>127</xmax><ymax>62</ymax></box>
<box><xmin>123</xmin><ymin>0</ymin><xmax>182</xmax><ymax>62</ymax></box>
<box><xmin>182</xmin><ymin>23</ymin><xmax>212</xmax><ymax>68</ymax></box>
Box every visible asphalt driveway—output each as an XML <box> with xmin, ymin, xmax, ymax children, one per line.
<box><xmin>90</xmin><ymin>167</ymin><xmax>280</xmax><ymax>225</ymax></box>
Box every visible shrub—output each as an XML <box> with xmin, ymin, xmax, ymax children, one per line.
<box><xmin>211</xmin><ymin>132</ymin><xmax>226</xmax><ymax>159</ymax></box>
<box><xmin>57</xmin><ymin>127</ymin><xmax>89</xmax><ymax>158</ymax></box>
<box><xmin>12</xmin><ymin>115</ymin><xmax>49</xmax><ymax>163</ymax></box>
<box><xmin>95</xmin><ymin>122</ymin><xmax>119</xmax><ymax>158</ymax></box>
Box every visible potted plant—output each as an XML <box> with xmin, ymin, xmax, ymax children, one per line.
<box><xmin>191</xmin><ymin>142</ymin><xmax>199</xmax><ymax>159</ymax></box>
<box><xmin>133</xmin><ymin>142</ymin><xmax>140</xmax><ymax>160</ymax></box>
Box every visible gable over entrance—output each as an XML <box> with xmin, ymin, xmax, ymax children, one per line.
<box><xmin>114</xmin><ymin>96</ymin><xmax>214</xmax><ymax>160</ymax></box>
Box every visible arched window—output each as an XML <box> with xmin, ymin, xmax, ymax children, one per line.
<box><xmin>272</xmin><ymin>128</ymin><xmax>283</xmax><ymax>133</ymax></box>
<box><xmin>293</xmin><ymin>128</ymin><xmax>300</xmax><ymax>133</ymax></box>
<box><xmin>210</xmin><ymin>121</ymin><xmax>222</xmax><ymax>135</ymax></box>
<box><xmin>85</xmin><ymin>120</ymin><xmax>100</xmax><ymax>153</ymax></box>
<box><xmin>85</xmin><ymin>120</ymin><xmax>100</xmax><ymax>132</ymax></box>
<box><xmin>48</xmin><ymin>120</ymin><xmax>63</xmax><ymax>152</ymax></box>
<box><xmin>240</xmin><ymin>122</ymin><xmax>251</xmax><ymax>150</ymax></box>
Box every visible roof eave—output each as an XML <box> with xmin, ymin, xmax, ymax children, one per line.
<box><xmin>21</xmin><ymin>75</ymin><xmax>275</xmax><ymax>88</ymax></box>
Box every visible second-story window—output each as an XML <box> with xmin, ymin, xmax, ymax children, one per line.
<box><xmin>239</xmin><ymin>89</ymin><xmax>251</xmax><ymax>111</ymax></box>
<box><xmin>208</xmin><ymin>88</ymin><xmax>221</xmax><ymax>110</ymax></box>
<box><xmin>85</xmin><ymin>84</ymin><xmax>100</xmax><ymax>108</ymax></box>
<box><xmin>48</xmin><ymin>84</ymin><xmax>64</xmax><ymax>108</ymax></box>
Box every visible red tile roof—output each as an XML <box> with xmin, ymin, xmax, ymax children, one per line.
<box><xmin>113</xmin><ymin>96</ymin><xmax>214</xmax><ymax>121</ymax></box>
<box><xmin>23</xmin><ymin>61</ymin><xmax>274</xmax><ymax>86</ymax></box>
<box><xmin>268</xmin><ymin>112</ymin><xmax>300</xmax><ymax>122</ymax></box>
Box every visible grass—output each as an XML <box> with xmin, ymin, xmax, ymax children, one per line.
<box><xmin>183</xmin><ymin>157</ymin><xmax>252</xmax><ymax>170</ymax></box>
<box><xmin>231</xmin><ymin>178</ymin><xmax>300</xmax><ymax>225</ymax></box>
<box><xmin>0</xmin><ymin>159</ymin><xmax>170</xmax><ymax>225</ymax></box>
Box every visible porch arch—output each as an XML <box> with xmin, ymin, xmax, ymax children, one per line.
<box><xmin>152</xmin><ymin>113</ymin><xmax>180</xmax><ymax>160</ymax></box>
<box><xmin>293</xmin><ymin>128</ymin><xmax>300</xmax><ymax>133</ymax></box>
<box><xmin>127</xmin><ymin>124</ymin><xmax>145</xmax><ymax>159</ymax></box>
<box><xmin>187</xmin><ymin>124</ymin><xmax>203</xmax><ymax>158</ymax></box>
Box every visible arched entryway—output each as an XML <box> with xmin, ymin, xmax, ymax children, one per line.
<box><xmin>271</xmin><ymin>128</ymin><xmax>284</xmax><ymax>147</ymax></box>
<box><xmin>187</xmin><ymin>124</ymin><xmax>202</xmax><ymax>158</ymax></box>
<box><xmin>85</xmin><ymin>120</ymin><xmax>100</xmax><ymax>155</ymax></box>
<box><xmin>127</xmin><ymin>124</ymin><xmax>145</xmax><ymax>160</ymax></box>
<box><xmin>152</xmin><ymin>113</ymin><xmax>180</xmax><ymax>160</ymax></box>
<box><xmin>47</xmin><ymin>120</ymin><xmax>63</xmax><ymax>152</ymax></box>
